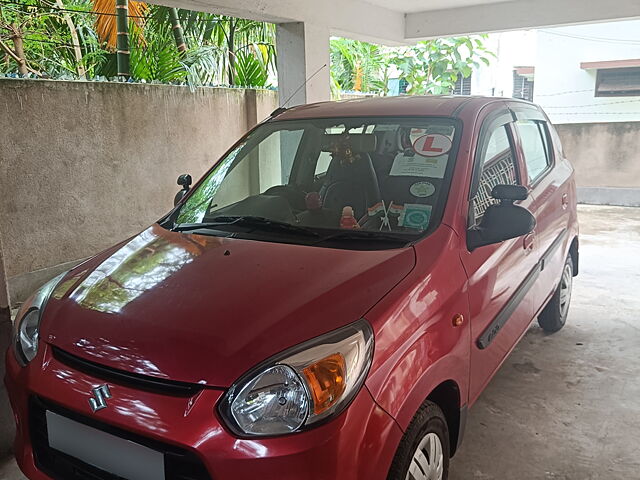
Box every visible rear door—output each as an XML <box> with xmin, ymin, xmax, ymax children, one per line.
<box><xmin>509</xmin><ymin>103</ymin><xmax>573</xmax><ymax>315</ymax></box>
<box><xmin>461</xmin><ymin>106</ymin><xmax>539</xmax><ymax>404</ymax></box>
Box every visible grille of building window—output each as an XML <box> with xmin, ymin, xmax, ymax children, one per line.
<box><xmin>596</xmin><ymin>67</ymin><xmax>640</xmax><ymax>97</ymax></box>
<box><xmin>513</xmin><ymin>72</ymin><xmax>535</xmax><ymax>102</ymax></box>
<box><xmin>399</xmin><ymin>78</ymin><xmax>409</xmax><ymax>94</ymax></box>
<box><xmin>452</xmin><ymin>75</ymin><xmax>472</xmax><ymax>95</ymax></box>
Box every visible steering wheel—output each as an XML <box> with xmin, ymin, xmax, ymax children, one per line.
<box><xmin>263</xmin><ymin>185</ymin><xmax>308</xmax><ymax>212</ymax></box>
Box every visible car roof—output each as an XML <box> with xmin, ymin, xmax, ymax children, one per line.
<box><xmin>272</xmin><ymin>95</ymin><xmax>536</xmax><ymax>121</ymax></box>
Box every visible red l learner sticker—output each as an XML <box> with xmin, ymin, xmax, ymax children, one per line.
<box><xmin>412</xmin><ymin>134</ymin><xmax>452</xmax><ymax>158</ymax></box>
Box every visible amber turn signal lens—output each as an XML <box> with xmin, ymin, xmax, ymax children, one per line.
<box><xmin>302</xmin><ymin>353</ymin><xmax>347</xmax><ymax>415</ymax></box>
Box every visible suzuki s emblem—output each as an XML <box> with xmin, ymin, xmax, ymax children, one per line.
<box><xmin>89</xmin><ymin>384</ymin><xmax>112</xmax><ymax>413</ymax></box>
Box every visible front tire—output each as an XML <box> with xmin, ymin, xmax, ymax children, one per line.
<box><xmin>538</xmin><ymin>255</ymin><xmax>574</xmax><ymax>333</ymax></box>
<box><xmin>387</xmin><ymin>401</ymin><xmax>449</xmax><ymax>480</ymax></box>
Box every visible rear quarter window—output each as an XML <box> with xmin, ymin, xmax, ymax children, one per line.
<box><xmin>516</xmin><ymin>120</ymin><xmax>552</xmax><ymax>183</ymax></box>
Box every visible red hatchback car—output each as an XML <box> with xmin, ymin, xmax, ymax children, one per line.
<box><xmin>6</xmin><ymin>96</ymin><xmax>578</xmax><ymax>480</ymax></box>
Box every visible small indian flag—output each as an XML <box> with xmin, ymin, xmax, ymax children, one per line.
<box><xmin>368</xmin><ymin>201</ymin><xmax>385</xmax><ymax>217</ymax></box>
<box><xmin>388</xmin><ymin>202</ymin><xmax>405</xmax><ymax>215</ymax></box>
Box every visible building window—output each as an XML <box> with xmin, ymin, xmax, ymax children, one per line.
<box><xmin>452</xmin><ymin>75</ymin><xmax>472</xmax><ymax>95</ymax></box>
<box><xmin>399</xmin><ymin>78</ymin><xmax>409</xmax><ymax>94</ymax></box>
<box><xmin>513</xmin><ymin>68</ymin><xmax>535</xmax><ymax>102</ymax></box>
<box><xmin>596</xmin><ymin>67</ymin><xmax>640</xmax><ymax>97</ymax></box>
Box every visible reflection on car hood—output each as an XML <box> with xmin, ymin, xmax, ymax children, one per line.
<box><xmin>41</xmin><ymin>224</ymin><xmax>416</xmax><ymax>387</ymax></box>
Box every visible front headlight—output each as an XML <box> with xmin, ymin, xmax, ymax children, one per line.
<box><xmin>12</xmin><ymin>272</ymin><xmax>66</xmax><ymax>366</ymax></box>
<box><xmin>219</xmin><ymin>319</ymin><xmax>374</xmax><ymax>437</ymax></box>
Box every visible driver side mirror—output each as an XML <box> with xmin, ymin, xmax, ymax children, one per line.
<box><xmin>174</xmin><ymin>174</ymin><xmax>192</xmax><ymax>206</ymax></box>
<box><xmin>467</xmin><ymin>184</ymin><xmax>536</xmax><ymax>251</ymax></box>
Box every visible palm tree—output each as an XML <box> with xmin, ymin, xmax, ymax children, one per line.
<box><xmin>330</xmin><ymin>38</ymin><xmax>389</xmax><ymax>97</ymax></box>
<box><xmin>132</xmin><ymin>7</ymin><xmax>276</xmax><ymax>86</ymax></box>
<box><xmin>167</xmin><ymin>8</ymin><xmax>186</xmax><ymax>53</ymax></box>
<box><xmin>92</xmin><ymin>0</ymin><xmax>147</xmax><ymax>77</ymax></box>
<box><xmin>177</xmin><ymin>13</ymin><xmax>276</xmax><ymax>86</ymax></box>
<box><xmin>1</xmin><ymin>1</ymin><xmax>277</xmax><ymax>85</ymax></box>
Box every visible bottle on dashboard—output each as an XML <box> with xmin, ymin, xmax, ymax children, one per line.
<box><xmin>340</xmin><ymin>206</ymin><xmax>360</xmax><ymax>229</ymax></box>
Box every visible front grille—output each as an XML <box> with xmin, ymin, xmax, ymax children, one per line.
<box><xmin>30</xmin><ymin>396</ymin><xmax>212</xmax><ymax>480</ymax></box>
<box><xmin>52</xmin><ymin>346</ymin><xmax>202</xmax><ymax>397</ymax></box>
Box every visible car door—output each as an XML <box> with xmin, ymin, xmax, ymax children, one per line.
<box><xmin>460</xmin><ymin>107</ymin><xmax>539</xmax><ymax>404</ymax></box>
<box><xmin>509</xmin><ymin>103</ymin><xmax>573</xmax><ymax>314</ymax></box>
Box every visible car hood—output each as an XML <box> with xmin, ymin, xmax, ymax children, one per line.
<box><xmin>42</xmin><ymin>224</ymin><xmax>415</xmax><ymax>387</ymax></box>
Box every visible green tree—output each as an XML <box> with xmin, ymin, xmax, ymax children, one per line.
<box><xmin>92</xmin><ymin>0</ymin><xmax>146</xmax><ymax>51</ymax></box>
<box><xmin>0</xmin><ymin>1</ymin><xmax>276</xmax><ymax>86</ymax></box>
<box><xmin>54</xmin><ymin>0</ymin><xmax>85</xmax><ymax>77</ymax></box>
<box><xmin>330</xmin><ymin>37</ymin><xmax>389</xmax><ymax>97</ymax></box>
<box><xmin>144</xmin><ymin>8</ymin><xmax>276</xmax><ymax>87</ymax></box>
<box><xmin>329</xmin><ymin>35</ymin><xmax>494</xmax><ymax>97</ymax></box>
<box><xmin>129</xmin><ymin>22</ymin><xmax>187</xmax><ymax>83</ymax></box>
<box><xmin>1</xmin><ymin>0</ymin><xmax>101</xmax><ymax>77</ymax></box>
<box><xmin>390</xmin><ymin>36</ymin><xmax>494</xmax><ymax>95</ymax></box>
<box><xmin>114</xmin><ymin>0</ymin><xmax>128</xmax><ymax>76</ymax></box>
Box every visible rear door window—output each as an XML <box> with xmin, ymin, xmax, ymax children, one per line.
<box><xmin>516</xmin><ymin>120</ymin><xmax>552</xmax><ymax>183</ymax></box>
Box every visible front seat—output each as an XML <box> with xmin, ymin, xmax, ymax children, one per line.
<box><xmin>320</xmin><ymin>152</ymin><xmax>382</xmax><ymax>219</ymax></box>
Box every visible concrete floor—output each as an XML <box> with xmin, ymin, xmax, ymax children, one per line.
<box><xmin>1</xmin><ymin>205</ymin><xmax>639</xmax><ymax>480</ymax></box>
<box><xmin>450</xmin><ymin>205</ymin><xmax>640</xmax><ymax>479</ymax></box>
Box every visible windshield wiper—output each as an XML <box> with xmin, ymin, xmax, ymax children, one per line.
<box><xmin>314</xmin><ymin>230</ymin><xmax>414</xmax><ymax>245</ymax></box>
<box><xmin>173</xmin><ymin>216</ymin><xmax>321</xmax><ymax>238</ymax></box>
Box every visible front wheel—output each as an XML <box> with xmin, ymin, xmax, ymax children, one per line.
<box><xmin>538</xmin><ymin>255</ymin><xmax>574</xmax><ymax>333</ymax></box>
<box><xmin>387</xmin><ymin>401</ymin><xmax>449</xmax><ymax>480</ymax></box>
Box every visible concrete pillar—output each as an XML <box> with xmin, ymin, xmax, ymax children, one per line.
<box><xmin>244</xmin><ymin>88</ymin><xmax>258</xmax><ymax>130</ymax></box>
<box><xmin>276</xmin><ymin>22</ymin><xmax>330</xmax><ymax>107</ymax></box>
<box><xmin>0</xmin><ymin>232</ymin><xmax>15</xmax><ymax>456</ymax></box>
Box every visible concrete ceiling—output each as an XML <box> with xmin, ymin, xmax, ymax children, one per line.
<box><xmin>404</xmin><ymin>0</ymin><xmax>640</xmax><ymax>39</ymax></box>
<box><xmin>364</xmin><ymin>0</ymin><xmax>511</xmax><ymax>14</ymax></box>
<box><xmin>164</xmin><ymin>0</ymin><xmax>640</xmax><ymax>44</ymax></box>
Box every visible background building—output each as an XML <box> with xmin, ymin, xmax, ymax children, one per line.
<box><xmin>535</xmin><ymin>21</ymin><xmax>640</xmax><ymax>124</ymax></box>
<box><xmin>457</xmin><ymin>20</ymin><xmax>640</xmax><ymax>206</ymax></box>
<box><xmin>535</xmin><ymin>20</ymin><xmax>640</xmax><ymax>205</ymax></box>
<box><xmin>471</xmin><ymin>30</ymin><xmax>537</xmax><ymax>99</ymax></box>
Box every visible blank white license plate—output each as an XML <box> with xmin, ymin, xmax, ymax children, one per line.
<box><xmin>46</xmin><ymin>411</ymin><xmax>165</xmax><ymax>480</ymax></box>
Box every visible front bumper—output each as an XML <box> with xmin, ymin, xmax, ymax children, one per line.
<box><xmin>5</xmin><ymin>344</ymin><xmax>402</xmax><ymax>480</ymax></box>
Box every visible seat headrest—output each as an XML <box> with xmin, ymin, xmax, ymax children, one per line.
<box><xmin>320</xmin><ymin>134</ymin><xmax>377</xmax><ymax>154</ymax></box>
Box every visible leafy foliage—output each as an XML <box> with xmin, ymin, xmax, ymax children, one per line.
<box><xmin>92</xmin><ymin>0</ymin><xmax>146</xmax><ymax>51</ymax></box>
<box><xmin>329</xmin><ymin>35</ymin><xmax>495</xmax><ymax>97</ymax></box>
<box><xmin>232</xmin><ymin>47</ymin><xmax>267</xmax><ymax>86</ymax></box>
<box><xmin>2</xmin><ymin>0</ymin><xmax>493</xmax><ymax>96</ymax></box>
<box><xmin>129</xmin><ymin>22</ymin><xmax>186</xmax><ymax>83</ymax></box>
<box><xmin>330</xmin><ymin>38</ymin><xmax>389</xmax><ymax>95</ymax></box>
<box><xmin>1</xmin><ymin>0</ymin><xmax>276</xmax><ymax>86</ymax></box>
<box><xmin>0</xmin><ymin>0</ymin><xmax>105</xmax><ymax>77</ymax></box>
<box><xmin>390</xmin><ymin>36</ymin><xmax>494</xmax><ymax>95</ymax></box>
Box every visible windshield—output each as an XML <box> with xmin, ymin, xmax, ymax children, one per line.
<box><xmin>169</xmin><ymin>116</ymin><xmax>459</xmax><ymax>248</ymax></box>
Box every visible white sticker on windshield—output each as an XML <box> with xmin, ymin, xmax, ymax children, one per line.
<box><xmin>410</xmin><ymin>181</ymin><xmax>436</xmax><ymax>198</ymax></box>
<box><xmin>412</xmin><ymin>134</ymin><xmax>452</xmax><ymax>157</ymax></box>
<box><xmin>389</xmin><ymin>153</ymin><xmax>447</xmax><ymax>178</ymax></box>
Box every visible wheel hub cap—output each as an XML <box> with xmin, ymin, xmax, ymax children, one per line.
<box><xmin>405</xmin><ymin>432</ymin><xmax>444</xmax><ymax>480</ymax></box>
<box><xmin>559</xmin><ymin>263</ymin><xmax>573</xmax><ymax>318</ymax></box>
